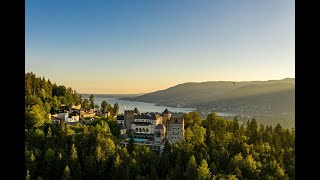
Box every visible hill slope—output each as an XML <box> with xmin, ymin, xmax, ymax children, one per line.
<box><xmin>122</xmin><ymin>78</ymin><xmax>294</xmax><ymax>113</ymax></box>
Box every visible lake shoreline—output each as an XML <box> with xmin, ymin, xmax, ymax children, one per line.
<box><xmin>81</xmin><ymin>96</ymin><xmax>196</xmax><ymax>114</ymax></box>
<box><xmin>82</xmin><ymin>95</ymin><xmax>239</xmax><ymax>118</ymax></box>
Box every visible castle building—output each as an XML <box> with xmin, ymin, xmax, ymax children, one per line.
<box><xmin>162</xmin><ymin>108</ymin><xmax>171</xmax><ymax>126</ymax></box>
<box><xmin>166</xmin><ymin>117</ymin><xmax>184</xmax><ymax>144</ymax></box>
<box><xmin>154</xmin><ymin>124</ymin><xmax>166</xmax><ymax>144</ymax></box>
<box><xmin>124</xmin><ymin>110</ymin><xmax>135</xmax><ymax>130</ymax></box>
<box><xmin>118</xmin><ymin>109</ymin><xmax>185</xmax><ymax>149</ymax></box>
<box><xmin>130</xmin><ymin>113</ymin><xmax>162</xmax><ymax>138</ymax></box>
<box><xmin>117</xmin><ymin>115</ymin><xmax>125</xmax><ymax>126</ymax></box>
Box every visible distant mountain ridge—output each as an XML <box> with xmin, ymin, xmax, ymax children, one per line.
<box><xmin>121</xmin><ymin>78</ymin><xmax>295</xmax><ymax>115</ymax></box>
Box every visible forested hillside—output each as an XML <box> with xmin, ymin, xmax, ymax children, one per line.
<box><xmin>122</xmin><ymin>79</ymin><xmax>294</xmax><ymax>112</ymax></box>
<box><xmin>25</xmin><ymin>73</ymin><xmax>295</xmax><ymax>179</ymax></box>
<box><xmin>122</xmin><ymin>79</ymin><xmax>295</xmax><ymax>128</ymax></box>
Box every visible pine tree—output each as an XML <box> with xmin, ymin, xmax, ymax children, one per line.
<box><xmin>82</xmin><ymin>99</ymin><xmax>89</xmax><ymax>109</ymax></box>
<box><xmin>233</xmin><ymin>116</ymin><xmax>240</xmax><ymax>133</ymax></box>
<box><xmin>197</xmin><ymin>159</ymin><xmax>211</xmax><ymax>180</ymax></box>
<box><xmin>89</xmin><ymin>94</ymin><xmax>94</xmax><ymax>109</ymax></box>
<box><xmin>26</xmin><ymin>153</ymin><xmax>37</xmax><ymax>179</ymax></box>
<box><xmin>73</xmin><ymin>163</ymin><xmax>82</xmax><ymax>180</ymax></box>
<box><xmin>172</xmin><ymin>163</ymin><xmax>183</xmax><ymax>180</ymax></box>
<box><xmin>47</xmin><ymin>127</ymin><xmax>52</xmax><ymax>138</ymax></box>
<box><xmin>62</xmin><ymin>165</ymin><xmax>72</xmax><ymax>180</ymax></box>
<box><xmin>85</xmin><ymin>154</ymin><xmax>96</xmax><ymax>180</ymax></box>
<box><xmin>101</xmin><ymin>101</ymin><xmax>108</xmax><ymax>113</ymax></box>
<box><xmin>95</xmin><ymin>144</ymin><xmax>104</xmax><ymax>162</ymax></box>
<box><xmin>113</xmin><ymin>103</ymin><xmax>120</xmax><ymax>116</ymax></box>
<box><xmin>149</xmin><ymin>166</ymin><xmax>158</xmax><ymax>180</ymax></box>
<box><xmin>185</xmin><ymin>155</ymin><xmax>197</xmax><ymax>180</ymax></box>
<box><xmin>55</xmin><ymin>152</ymin><xmax>65</xmax><ymax>179</ymax></box>
<box><xmin>70</xmin><ymin>144</ymin><xmax>78</xmax><ymax>161</ymax></box>
<box><xmin>26</xmin><ymin>170</ymin><xmax>31</xmax><ymax>180</ymax></box>
<box><xmin>206</xmin><ymin>116</ymin><xmax>212</xmax><ymax>148</ymax></box>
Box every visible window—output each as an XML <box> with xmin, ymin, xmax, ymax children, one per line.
<box><xmin>135</xmin><ymin>128</ymin><xmax>138</xmax><ymax>132</ymax></box>
<box><xmin>146</xmin><ymin>128</ymin><xmax>149</xmax><ymax>132</ymax></box>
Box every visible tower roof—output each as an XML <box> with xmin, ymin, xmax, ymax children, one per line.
<box><xmin>168</xmin><ymin>117</ymin><xmax>184</xmax><ymax>124</ymax></box>
<box><xmin>134</xmin><ymin>107</ymin><xmax>140</xmax><ymax>114</ymax></box>
<box><xmin>163</xmin><ymin>108</ymin><xmax>171</xmax><ymax>114</ymax></box>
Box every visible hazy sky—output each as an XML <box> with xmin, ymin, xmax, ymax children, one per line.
<box><xmin>26</xmin><ymin>0</ymin><xmax>294</xmax><ymax>94</ymax></box>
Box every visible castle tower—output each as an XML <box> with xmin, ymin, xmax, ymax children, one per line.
<box><xmin>154</xmin><ymin>124</ymin><xmax>166</xmax><ymax>144</ymax></box>
<box><xmin>124</xmin><ymin>110</ymin><xmax>135</xmax><ymax>130</ymax></box>
<box><xmin>162</xmin><ymin>108</ymin><xmax>171</xmax><ymax>126</ymax></box>
<box><xmin>166</xmin><ymin>117</ymin><xmax>184</xmax><ymax>144</ymax></box>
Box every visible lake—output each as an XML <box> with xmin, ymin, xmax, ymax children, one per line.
<box><xmin>86</xmin><ymin>97</ymin><xmax>196</xmax><ymax>114</ymax></box>
<box><xmin>81</xmin><ymin>95</ymin><xmax>236</xmax><ymax>116</ymax></box>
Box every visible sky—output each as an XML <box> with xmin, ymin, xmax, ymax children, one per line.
<box><xmin>26</xmin><ymin>0</ymin><xmax>295</xmax><ymax>94</ymax></box>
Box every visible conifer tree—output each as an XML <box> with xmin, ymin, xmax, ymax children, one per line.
<box><xmin>185</xmin><ymin>155</ymin><xmax>197</xmax><ymax>180</ymax></box>
<box><xmin>197</xmin><ymin>159</ymin><xmax>211</xmax><ymax>180</ymax></box>
<box><xmin>62</xmin><ymin>165</ymin><xmax>72</xmax><ymax>180</ymax></box>
<box><xmin>26</xmin><ymin>170</ymin><xmax>31</xmax><ymax>180</ymax></box>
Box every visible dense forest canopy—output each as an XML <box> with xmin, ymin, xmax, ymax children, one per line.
<box><xmin>25</xmin><ymin>72</ymin><xmax>81</xmax><ymax>109</ymax></box>
<box><xmin>25</xmin><ymin>73</ymin><xmax>295</xmax><ymax>179</ymax></box>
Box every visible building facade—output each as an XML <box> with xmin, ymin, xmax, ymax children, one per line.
<box><xmin>166</xmin><ymin>117</ymin><xmax>184</xmax><ymax>144</ymax></box>
<box><xmin>162</xmin><ymin>108</ymin><xmax>171</xmax><ymax>126</ymax></box>
<box><xmin>117</xmin><ymin>115</ymin><xmax>125</xmax><ymax>126</ymax></box>
<box><xmin>80</xmin><ymin>109</ymin><xmax>96</xmax><ymax>118</ymax></box>
<box><xmin>118</xmin><ymin>109</ymin><xmax>185</xmax><ymax>148</ymax></box>
<box><xmin>154</xmin><ymin>124</ymin><xmax>166</xmax><ymax>144</ymax></box>
<box><xmin>124</xmin><ymin>110</ymin><xmax>135</xmax><ymax>129</ymax></box>
<box><xmin>66</xmin><ymin>115</ymin><xmax>79</xmax><ymax>122</ymax></box>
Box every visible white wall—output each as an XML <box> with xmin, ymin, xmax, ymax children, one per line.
<box><xmin>66</xmin><ymin>116</ymin><xmax>79</xmax><ymax>122</ymax></box>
